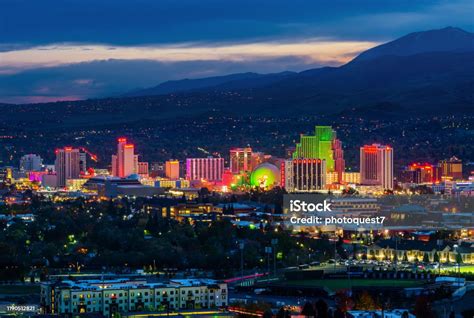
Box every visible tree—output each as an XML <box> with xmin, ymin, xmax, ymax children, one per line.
<box><xmin>403</xmin><ymin>252</ymin><xmax>408</xmax><ymax>262</ymax></box>
<box><xmin>262</xmin><ymin>309</ymin><xmax>273</xmax><ymax>318</ymax></box>
<box><xmin>301</xmin><ymin>302</ymin><xmax>316</xmax><ymax>317</ymax></box>
<box><xmin>423</xmin><ymin>253</ymin><xmax>430</xmax><ymax>263</ymax></box>
<box><xmin>276</xmin><ymin>307</ymin><xmax>290</xmax><ymax>318</ymax></box>
<box><xmin>335</xmin><ymin>290</ymin><xmax>353</xmax><ymax>313</ymax></box>
<box><xmin>414</xmin><ymin>296</ymin><xmax>435</xmax><ymax>318</ymax></box>
<box><xmin>315</xmin><ymin>299</ymin><xmax>329</xmax><ymax>318</ymax></box>
<box><xmin>354</xmin><ymin>291</ymin><xmax>376</xmax><ymax>310</ymax></box>
<box><xmin>433</xmin><ymin>251</ymin><xmax>440</xmax><ymax>263</ymax></box>
<box><xmin>456</xmin><ymin>252</ymin><xmax>463</xmax><ymax>264</ymax></box>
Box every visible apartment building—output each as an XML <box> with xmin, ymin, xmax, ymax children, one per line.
<box><xmin>40</xmin><ymin>278</ymin><xmax>227</xmax><ymax>317</ymax></box>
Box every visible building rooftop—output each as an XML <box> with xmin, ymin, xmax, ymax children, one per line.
<box><xmin>43</xmin><ymin>278</ymin><xmax>223</xmax><ymax>291</ymax></box>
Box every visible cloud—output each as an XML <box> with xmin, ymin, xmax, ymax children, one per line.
<box><xmin>0</xmin><ymin>39</ymin><xmax>377</xmax><ymax>73</ymax></box>
<box><xmin>0</xmin><ymin>56</ymin><xmax>333</xmax><ymax>103</ymax></box>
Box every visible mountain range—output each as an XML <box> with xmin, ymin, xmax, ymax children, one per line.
<box><xmin>2</xmin><ymin>27</ymin><xmax>473</xmax><ymax>123</ymax></box>
<box><xmin>121</xmin><ymin>26</ymin><xmax>474</xmax><ymax>116</ymax></box>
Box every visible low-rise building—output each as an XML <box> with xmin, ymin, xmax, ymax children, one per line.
<box><xmin>40</xmin><ymin>277</ymin><xmax>228</xmax><ymax>317</ymax></box>
<box><xmin>367</xmin><ymin>239</ymin><xmax>474</xmax><ymax>264</ymax></box>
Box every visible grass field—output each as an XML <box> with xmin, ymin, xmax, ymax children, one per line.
<box><xmin>0</xmin><ymin>285</ymin><xmax>40</xmax><ymax>295</ymax></box>
<box><xmin>285</xmin><ymin>279</ymin><xmax>424</xmax><ymax>291</ymax></box>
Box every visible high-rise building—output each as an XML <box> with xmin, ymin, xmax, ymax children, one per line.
<box><xmin>360</xmin><ymin>144</ymin><xmax>393</xmax><ymax>190</ymax></box>
<box><xmin>19</xmin><ymin>154</ymin><xmax>43</xmax><ymax>171</ymax></box>
<box><xmin>55</xmin><ymin>147</ymin><xmax>81</xmax><ymax>187</ymax></box>
<box><xmin>79</xmin><ymin>152</ymin><xmax>87</xmax><ymax>174</ymax></box>
<box><xmin>342</xmin><ymin>172</ymin><xmax>361</xmax><ymax>184</ymax></box>
<box><xmin>400</xmin><ymin>163</ymin><xmax>442</xmax><ymax>184</ymax></box>
<box><xmin>282</xmin><ymin>159</ymin><xmax>326</xmax><ymax>192</ymax></box>
<box><xmin>186</xmin><ymin>157</ymin><xmax>224</xmax><ymax>181</ymax></box>
<box><xmin>293</xmin><ymin>126</ymin><xmax>345</xmax><ymax>183</ymax></box>
<box><xmin>230</xmin><ymin>148</ymin><xmax>252</xmax><ymax>174</ymax></box>
<box><xmin>137</xmin><ymin>162</ymin><xmax>149</xmax><ymax>177</ymax></box>
<box><xmin>165</xmin><ymin>160</ymin><xmax>180</xmax><ymax>179</ymax></box>
<box><xmin>111</xmin><ymin>138</ymin><xmax>138</xmax><ymax>178</ymax></box>
<box><xmin>439</xmin><ymin>156</ymin><xmax>463</xmax><ymax>180</ymax></box>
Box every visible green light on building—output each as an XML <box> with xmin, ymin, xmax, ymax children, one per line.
<box><xmin>293</xmin><ymin>126</ymin><xmax>335</xmax><ymax>171</ymax></box>
<box><xmin>250</xmin><ymin>163</ymin><xmax>280</xmax><ymax>189</ymax></box>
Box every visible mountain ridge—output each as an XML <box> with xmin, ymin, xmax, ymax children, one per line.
<box><xmin>125</xmin><ymin>27</ymin><xmax>474</xmax><ymax>99</ymax></box>
<box><xmin>1</xmin><ymin>27</ymin><xmax>473</xmax><ymax>123</ymax></box>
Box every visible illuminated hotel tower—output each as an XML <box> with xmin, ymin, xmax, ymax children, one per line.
<box><xmin>55</xmin><ymin>147</ymin><xmax>81</xmax><ymax>187</ymax></box>
<box><xmin>165</xmin><ymin>160</ymin><xmax>180</xmax><ymax>179</ymax></box>
<box><xmin>230</xmin><ymin>148</ymin><xmax>252</xmax><ymax>174</ymax></box>
<box><xmin>360</xmin><ymin>144</ymin><xmax>393</xmax><ymax>190</ymax></box>
<box><xmin>438</xmin><ymin>156</ymin><xmax>463</xmax><ymax>180</ymax></box>
<box><xmin>186</xmin><ymin>157</ymin><xmax>224</xmax><ymax>181</ymax></box>
<box><xmin>293</xmin><ymin>126</ymin><xmax>345</xmax><ymax>183</ymax></box>
<box><xmin>112</xmin><ymin>138</ymin><xmax>138</xmax><ymax>178</ymax></box>
<box><xmin>283</xmin><ymin>159</ymin><xmax>326</xmax><ymax>192</ymax></box>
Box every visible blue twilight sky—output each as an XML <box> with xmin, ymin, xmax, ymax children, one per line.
<box><xmin>0</xmin><ymin>0</ymin><xmax>473</xmax><ymax>103</ymax></box>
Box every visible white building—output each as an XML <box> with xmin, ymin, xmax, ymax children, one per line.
<box><xmin>19</xmin><ymin>154</ymin><xmax>43</xmax><ymax>171</ymax></box>
<box><xmin>185</xmin><ymin>157</ymin><xmax>224</xmax><ymax>181</ymax></box>
<box><xmin>55</xmin><ymin>147</ymin><xmax>81</xmax><ymax>188</ymax></box>
<box><xmin>283</xmin><ymin>159</ymin><xmax>326</xmax><ymax>192</ymax></box>
<box><xmin>41</xmin><ymin>278</ymin><xmax>227</xmax><ymax>316</ymax></box>
<box><xmin>360</xmin><ymin>144</ymin><xmax>393</xmax><ymax>190</ymax></box>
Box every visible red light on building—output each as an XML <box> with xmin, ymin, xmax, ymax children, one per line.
<box><xmin>124</xmin><ymin>144</ymin><xmax>134</xmax><ymax>149</ymax></box>
<box><xmin>117</xmin><ymin>137</ymin><xmax>127</xmax><ymax>143</ymax></box>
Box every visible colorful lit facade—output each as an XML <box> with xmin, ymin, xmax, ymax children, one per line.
<box><xmin>185</xmin><ymin>157</ymin><xmax>224</xmax><ymax>181</ymax></box>
<box><xmin>165</xmin><ymin>160</ymin><xmax>180</xmax><ymax>179</ymax></box>
<box><xmin>229</xmin><ymin>148</ymin><xmax>252</xmax><ymax>174</ymax></box>
<box><xmin>401</xmin><ymin>163</ymin><xmax>442</xmax><ymax>184</ymax></box>
<box><xmin>439</xmin><ymin>156</ymin><xmax>463</xmax><ymax>180</ymax></box>
<box><xmin>111</xmin><ymin>138</ymin><xmax>143</xmax><ymax>178</ymax></box>
<box><xmin>360</xmin><ymin>144</ymin><xmax>393</xmax><ymax>190</ymax></box>
<box><xmin>55</xmin><ymin>147</ymin><xmax>81</xmax><ymax>188</ymax></box>
<box><xmin>137</xmin><ymin>162</ymin><xmax>149</xmax><ymax>177</ymax></box>
<box><xmin>283</xmin><ymin>159</ymin><xmax>326</xmax><ymax>192</ymax></box>
<box><xmin>293</xmin><ymin>126</ymin><xmax>345</xmax><ymax>183</ymax></box>
<box><xmin>249</xmin><ymin>163</ymin><xmax>280</xmax><ymax>189</ymax></box>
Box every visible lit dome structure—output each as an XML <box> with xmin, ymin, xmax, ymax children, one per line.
<box><xmin>250</xmin><ymin>163</ymin><xmax>280</xmax><ymax>189</ymax></box>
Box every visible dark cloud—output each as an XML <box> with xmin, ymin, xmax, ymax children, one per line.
<box><xmin>1</xmin><ymin>0</ymin><xmax>472</xmax><ymax>48</ymax></box>
<box><xmin>0</xmin><ymin>57</ymin><xmax>324</xmax><ymax>103</ymax></box>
